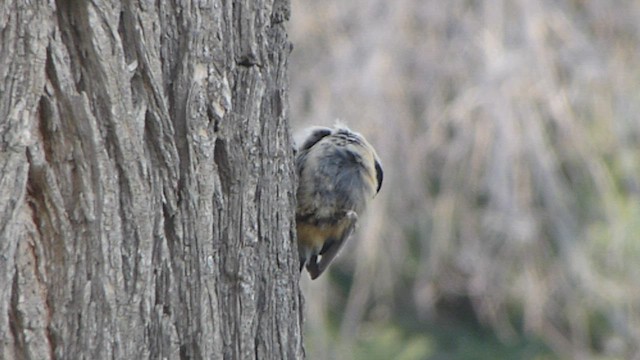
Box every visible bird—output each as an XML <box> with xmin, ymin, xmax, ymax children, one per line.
<box><xmin>294</xmin><ymin>123</ymin><xmax>383</xmax><ymax>279</ymax></box>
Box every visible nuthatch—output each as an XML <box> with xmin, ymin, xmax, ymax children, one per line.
<box><xmin>295</xmin><ymin>123</ymin><xmax>383</xmax><ymax>279</ymax></box>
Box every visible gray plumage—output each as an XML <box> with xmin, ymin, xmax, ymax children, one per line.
<box><xmin>295</xmin><ymin>123</ymin><xmax>383</xmax><ymax>279</ymax></box>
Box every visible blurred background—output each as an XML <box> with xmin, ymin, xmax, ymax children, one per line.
<box><xmin>289</xmin><ymin>0</ymin><xmax>640</xmax><ymax>359</ymax></box>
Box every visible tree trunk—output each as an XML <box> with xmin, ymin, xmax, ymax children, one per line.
<box><xmin>0</xmin><ymin>0</ymin><xmax>302</xmax><ymax>359</ymax></box>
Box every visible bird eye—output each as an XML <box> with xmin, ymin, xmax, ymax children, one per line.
<box><xmin>374</xmin><ymin>161</ymin><xmax>383</xmax><ymax>193</ymax></box>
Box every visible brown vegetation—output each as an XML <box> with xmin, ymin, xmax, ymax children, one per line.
<box><xmin>291</xmin><ymin>1</ymin><xmax>640</xmax><ymax>358</ymax></box>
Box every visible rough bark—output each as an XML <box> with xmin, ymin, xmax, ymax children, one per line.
<box><xmin>0</xmin><ymin>0</ymin><xmax>302</xmax><ymax>359</ymax></box>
